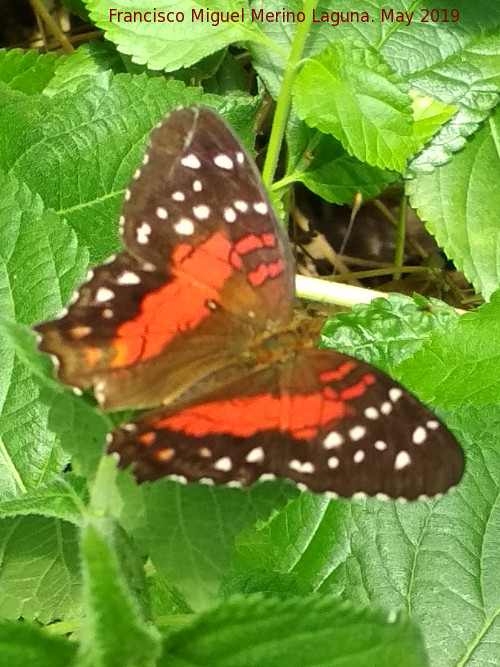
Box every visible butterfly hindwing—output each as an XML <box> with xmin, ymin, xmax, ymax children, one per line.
<box><xmin>109</xmin><ymin>349</ymin><xmax>464</xmax><ymax>499</ymax></box>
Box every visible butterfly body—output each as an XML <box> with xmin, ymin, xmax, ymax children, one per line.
<box><xmin>35</xmin><ymin>106</ymin><xmax>464</xmax><ymax>499</ymax></box>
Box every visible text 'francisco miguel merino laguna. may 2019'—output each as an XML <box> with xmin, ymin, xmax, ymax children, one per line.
<box><xmin>108</xmin><ymin>8</ymin><xmax>460</xmax><ymax>27</ymax></box>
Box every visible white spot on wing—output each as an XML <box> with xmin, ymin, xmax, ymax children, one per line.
<box><xmin>395</xmin><ymin>450</ymin><xmax>411</xmax><ymax>470</ymax></box>
<box><xmin>122</xmin><ymin>423</ymin><xmax>137</xmax><ymax>432</ymax></box>
<box><xmin>236</xmin><ymin>152</ymin><xmax>244</xmax><ymax>164</ymax></box>
<box><xmin>323</xmin><ymin>432</ymin><xmax>343</xmax><ymax>449</ymax></box>
<box><xmin>259</xmin><ymin>473</ymin><xmax>276</xmax><ymax>482</ymax></box>
<box><xmin>169</xmin><ymin>474</ymin><xmax>187</xmax><ymax>484</ymax></box>
<box><xmin>349</xmin><ymin>426</ymin><xmax>366</xmax><ymax>441</ymax></box>
<box><xmin>234</xmin><ymin>200</ymin><xmax>248</xmax><ymax>212</ymax></box>
<box><xmin>213</xmin><ymin>456</ymin><xmax>232</xmax><ymax>472</ymax></box>
<box><xmin>253</xmin><ymin>202</ymin><xmax>268</xmax><ymax>215</ymax></box>
<box><xmin>413</xmin><ymin>426</ymin><xmax>427</xmax><ymax>445</ymax></box>
<box><xmin>380</xmin><ymin>401</ymin><xmax>392</xmax><ymax>415</ymax></box>
<box><xmin>124</xmin><ymin>189</ymin><xmax>131</xmax><ymax>201</ymax></box>
<box><xmin>117</xmin><ymin>271</ymin><xmax>141</xmax><ymax>285</ymax></box>
<box><xmin>364</xmin><ymin>407</ymin><xmax>379</xmax><ymax>420</ymax></box>
<box><xmin>95</xmin><ymin>287</ymin><xmax>114</xmax><ymax>303</ymax></box>
<box><xmin>172</xmin><ymin>191</ymin><xmax>185</xmax><ymax>202</ymax></box>
<box><xmin>193</xmin><ymin>180</ymin><xmax>202</xmax><ymax>192</ymax></box>
<box><xmin>136</xmin><ymin>222</ymin><xmax>151</xmax><ymax>244</ymax></box>
<box><xmin>193</xmin><ymin>205</ymin><xmax>210</xmax><ymax>220</ymax></box>
<box><xmin>427</xmin><ymin>420</ymin><xmax>439</xmax><ymax>430</ymax></box>
<box><xmin>328</xmin><ymin>456</ymin><xmax>339</xmax><ymax>469</ymax></box>
<box><xmin>224</xmin><ymin>207</ymin><xmax>236</xmax><ymax>223</ymax></box>
<box><xmin>68</xmin><ymin>290</ymin><xmax>79</xmax><ymax>305</ymax></box>
<box><xmin>133</xmin><ymin>168</ymin><xmax>141</xmax><ymax>179</ymax></box>
<box><xmin>174</xmin><ymin>218</ymin><xmax>195</xmax><ymax>235</ymax></box>
<box><xmin>213</xmin><ymin>154</ymin><xmax>233</xmax><ymax>170</ymax></box>
<box><xmin>142</xmin><ymin>153</ymin><xmax>149</xmax><ymax>165</ymax></box>
<box><xmin>156</xmin><ymin>207</ymin><xmax>168</xmax><ymax>219</ymax></box>
<box><xmin>289</xmin><ymin>459</ymin><xmax>315</xmax><ymax>474</ymax></box>
<box><xmin>374</xmin><ymin>440</ymin><xmax>387</xmax><ymax>451</ymax></box>
<box><xmin>94</xmin><ymin>380</ymin><xmax>106</xmax><ymax>404</ymax></box>
<box><xmin>181</xmin><ymin>154</ymin><xmax>201</xmax><ymax>169</ymax></box>
<box><xmin>353</xmin><ymin>450</ymin><xmax>365</xmax><ymax>464</ymax></box>
<box><xmin>389</xmin><ymin>388</ymin><xmax>403</xmax><ymax>402</ymax></box>
<box><xmin>246</xmin><ymin>447</ymin><xmax>264</xmax><ymax>463</ymax></box>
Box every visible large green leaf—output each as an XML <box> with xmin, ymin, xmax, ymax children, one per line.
<box><xmin>160</xmin><ymin>594</ymin><xmax>427</xmax><ymax>666</ymax></box>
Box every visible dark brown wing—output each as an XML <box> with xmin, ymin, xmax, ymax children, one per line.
<box><xmin>109</xmin><ymin>349</ymin><xmax>464</xmax><ymax>500</ymax></box>
<box><xmin>35</xmin><ymin>107</ymin><xmax>295</xmax><ymax>410</ymax></box>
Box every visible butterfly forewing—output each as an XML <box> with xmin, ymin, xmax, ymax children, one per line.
<box><xmin>122</xmin><ymin>106</ymin><xmax>295</xmax><ymax>325</ymax></box>
<box><xmin>34</xmin><ymin>107</ymin><xmax>295</xmax><ymax>408</ymax></box>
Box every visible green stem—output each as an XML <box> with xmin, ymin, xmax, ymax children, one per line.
<box><xmin>393</xmin><ymin>192</ymin><xmax>407</xmax><ymax>281</ymax></box>
<box><xmin>261</xmin><ymin>0</ymin><xmax>319</xmax><ymax>189</ymax></box>
<box><xmin>89</xmin><ymin>453</ymin><xmax>118</xmax><ymax>516</ymax></box>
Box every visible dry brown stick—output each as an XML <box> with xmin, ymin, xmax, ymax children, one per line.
<box><xmin>29</xmin><ymin>0</ymin><xmax>74</xmax><ymax>54</ymax></box>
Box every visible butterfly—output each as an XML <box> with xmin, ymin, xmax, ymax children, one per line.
<box><xmin>35</xmin><ymin>106</ymin><xmax>464</xmax><ymax>500</ymax></box>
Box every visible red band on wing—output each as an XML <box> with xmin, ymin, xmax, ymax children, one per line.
<box><xmin>247</xmin><ymin>259</ymin><xmax>284</xmax><ymax>287</ymax></box>
<box><xmin>318</xmin><ymin>362</ymin><xmax>356</xmax><ymax>384</ymax></box>
<box><xmin>233</xmin><ymin>232</ymin><xmax>277</xmax><ymax>256</ymax></box>
<box><xmin>339</xmin><ymin>373</ymin><xmax>376</xmax><ymax>400</ymax></box>
<box><xmin>156</xmin><ymin>389</ymin><xmax>352</xmax><ymax>440</ymax></box>
<box><xmin>110</xmin><ymin>233</ymin><xmax>234</xmax><ymax>367</ymax></box>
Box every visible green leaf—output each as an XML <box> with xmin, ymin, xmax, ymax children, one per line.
<box><xmin>44</xmin><ymin>42</ymin><xmax>126</xmax><ymax>96</ymax></box>
<box><xmin>0</xmin><ymin>170</ymin><xmax>88</xmax><ymax>325</ymax></box>
<box><xmin>79</xmin><ymin>515</ymin><xmax>161</xmax><ymax>667</ymax></box>
<box><xmin>0</xmin><ymin>316</ymin><xmax>107</xmax><ymax>493</ymax></box>
<box><xmin>220</xmin><ymin>569</ymin><xmax>313</xmax><ymax>598</ymax></box>
<box><xmin>0</xmin><ymin>49</ymin><xmax>60</xmax><ymax>95</ymax></box>
<box><xmin>160</xmin><ymin>594</ymin><xmax>427</xmax><ymax>666</ymax></box>
<box><xmin>284</xmin><ymin>116</ymin><xmax>398</xmax><ymax>204</ymax></box>
<box><xmin>0</xmin><ymin>72</ymin><xmax>258</xmax><ymax>264</ymax></box>
<box><xmin>396</xmin><ymin>292</ymin><xmax>500</xmax><ymax>409</ymax></box>
<box><xmin>86</xmin><ymin>0</ymin><xmax>263</xmax><ymax>71</ymax></box>
<box><xmin>249</xmin><ymin>0</ymin><xmax>500</xmax><ymax>171</ymax></box>
<box><xmin>113</xmin><ymin>475</ymin><xmax>296</xmax><ymax>610</ymax></box>
<box><xmin>0</xmin><ymin>516</ymin><xmax>81</xmax><ymax>622</ymax></box>
<box><xmin>409</xmin><ymin>32</ymin><xmax>500</xmax><ymax>172</ymax></box>
<box><xmin>0</xmin><ymin>617</ymin><xmax>76</xmax><ymax>667</ymax></box>
<box><xmin>410</xmin><ymin>92</ymin><xmax>457</xmax><ymax>151</ymax></box>
<box><xmin>0</xmin><ymin>317</ymin><xmax>69</xmax><ymax>498</ymax></box>
<box><xmin>320</xmin><ymin>294</ymin><xmax>458</xmax><ymax>375</ymax></box>
<box><xmin>0</xmin><ymin>474</ymin><xmax>87</xmax><ymax>524</ymax></box>
<box><xmin>407</xmin><ymin>107</ymin><xmax>500</xmax><ymax>300</ymax></box>
<box><xmin>293</xmin><ymin>41</ymin><xmax>418</xmax><ymax>172</ymax></box>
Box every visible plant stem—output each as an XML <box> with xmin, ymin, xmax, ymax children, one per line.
<box><xmin>393</xmin><ymin>192</ymin><xmax>407</xmax><ymax>281</ymax></box>
<box><xmin>295</xmin><ymin>275</ymin><xmax>388</xmax><ymax>307</ymax></box>
<box><xmin>89</xmin><ymin>453</ymin><xmax>118</xmax><ymax>516</ymax></box>
<box><xmin>262</xmin><ymin>0</ymin><xmax>319</xmax><ymax>189</ymax></box>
